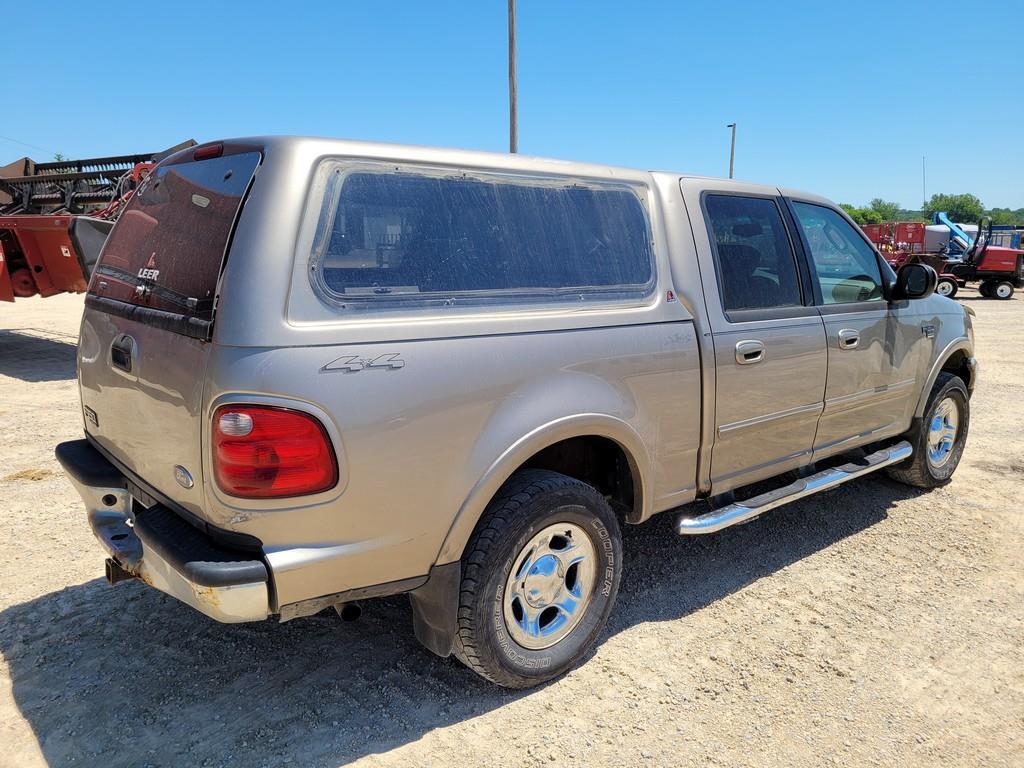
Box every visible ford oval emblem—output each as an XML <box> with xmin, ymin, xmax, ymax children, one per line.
<box><xmin>174</xmin><ymin>465</ymin><xmax>194</xmax><ymax>489</ymax></box>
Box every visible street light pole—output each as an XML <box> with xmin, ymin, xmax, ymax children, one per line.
<box><xmin>508</xmin><ymin>0</ymin><xmax>518</xmax><ymax>153</ymax></box>
<box><xmin>726</xmin><ymin>123</ymin><xmax>736</xmax><ymax>179</ymax></box>
<box><xmin>922</xmin><ymin>155</ymin><xmax>927</xmax><ymax>208</ymax></box>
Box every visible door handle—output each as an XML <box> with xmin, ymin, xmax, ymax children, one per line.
<box><xmin>735</xmin><ymin>339</ymin><xmax>765</xmax><ymax>365</ymax></box>
<box><xmin>110</xmin><ymin>334</ymin><xmax>135</xmax><ymax>373</ymax></box>
<box><xmin>838</xmin><ymin>329</ymin><xmax>859</xmax><ymax>350</ymax></box>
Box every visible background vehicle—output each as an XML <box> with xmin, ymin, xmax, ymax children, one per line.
<box><xmin>57</xmin><ymin>137</ymin><xmax>976</xmax><ymax>688</ymax></box>
<box><xmin>932</xmin><ymin>216</ymin><xmax>1024</xmax><ymax>299</ymax></box>
<box><xmin>0</xmin><ymin>142</ymin><xmax>194</xmax><ymax>302</ymax></box>
<box><xmin>0</xmin><ymin>215</ymin><xmax>111</xmax><ymax>302</ymax></box>
<box><xmin>866</xmin><ymin>213</ymin><xmax>1024</xmax><ymax>299</ymax></box>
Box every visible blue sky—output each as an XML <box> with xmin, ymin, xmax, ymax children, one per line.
<box><xmin>2</xmin><ymin>0</ymin><xmax>1020</xmax><ymax>208</ymax></box>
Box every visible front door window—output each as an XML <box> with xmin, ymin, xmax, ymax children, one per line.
<box><xmin>791</xmin><ymin>202</ymin><xmax>883</xmax><ymax>305</ymax></box>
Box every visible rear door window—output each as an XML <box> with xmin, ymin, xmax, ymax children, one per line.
<box><xmin>311</xmin><ymin>167</ymin><xmax>655</xmax><ymax>309</ymax></box>
<box><xmin>89</xmin><ymin>149</ymin><xmax>261</xmax><ymax>335</ymax></box>
<box><xmin>703</xmin><ymin>194</ymin><xmax>803</xmax><ymax>313</ymax></box>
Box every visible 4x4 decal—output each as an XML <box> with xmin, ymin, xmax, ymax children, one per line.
<box><xmin>322</xmin><ymin>353</ymin><xmax>405</xmax><ymax>373</ymax></box>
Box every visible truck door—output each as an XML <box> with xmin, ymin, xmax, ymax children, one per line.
<box><xmin>680</xmin><ymin>181</ymin><xmax>827</xmax><ymax>493</ymax></box>
<box><xmin>785</xmin><ymin>200</ymin><xmax>922</xmax><ymax>455</ymax></box>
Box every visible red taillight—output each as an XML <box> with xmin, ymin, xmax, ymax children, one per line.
<box><xmin>193</xmin><ymin>143</ymin><xmax>224</xmax><ymax>161</ymax></box>
<box><xmin>212</xmin><ymin>405</ymin><xmax>338</xmax><ymax>498</ymax></box>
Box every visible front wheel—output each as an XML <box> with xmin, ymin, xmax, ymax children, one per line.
<box><xmin>887</xmin><ymin>372</ymin><xmax>969</xmax><ymax>488</ymax></box>
<box><xmin>935</xmin><ymin>277</ymin><xmax>958</xmax><ymax>297</ymax></box>
<box><xmin>979</xmin><ymin>281</ymin><xmax>994</xmax><ymax>297</ymax></box>
<box><xmin>452</xmin><ymin>469</ymin><xmax>622</xmax><ymax>688</ymax></box>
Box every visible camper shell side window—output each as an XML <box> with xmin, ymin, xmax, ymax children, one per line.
<box><xmin>308</xmin><ymin>164</ymin><xmax>657</xmax><ymax>311</ymax></box>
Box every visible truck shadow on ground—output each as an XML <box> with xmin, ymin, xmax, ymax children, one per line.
<box><xmin>0</xmin><ymin>478</ymin><xmax>921</xmax><ymax>767</ymax></box>
<box><xmin>0</xmin><ymin>329</ymin><xmax>78</xmax><ymax>382</ymax></box>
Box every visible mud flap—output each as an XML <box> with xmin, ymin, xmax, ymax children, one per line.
<box><xmin>409</xmin><ymin>561</ymin><xmax>461</xmax><ymax>658</ymax></box>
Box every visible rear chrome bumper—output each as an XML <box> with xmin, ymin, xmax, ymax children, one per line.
<box><xmin>56</xmin><ymin>439</ymin><xmax>270</xmax><ymax>623</ymax></box>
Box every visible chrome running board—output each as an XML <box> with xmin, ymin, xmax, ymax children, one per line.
<box><xmin>677</xmin><ymin>440</ymin><xmax>913</xmax><ymax>535</ymax></box>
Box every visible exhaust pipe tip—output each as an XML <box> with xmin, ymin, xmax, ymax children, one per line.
<box><xmin>336</xmin><ymin>602</ymin><xmax>362</xmax><ymax>622</ymax></box>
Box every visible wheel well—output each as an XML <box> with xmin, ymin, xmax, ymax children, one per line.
<box><xmin>520</xmin><ymin>436</ymin><xmax>639</xmax><ymax>521</ymax></box>
<box><xmin>941</xmin><ymin>350</ymin><xmax>974</xmax><ymax>392</ymax></box>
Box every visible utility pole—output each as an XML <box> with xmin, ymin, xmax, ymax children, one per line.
<box><xmin>508</xmin><ymin>0</ymin><xmax>518</xmax><ymax>153</ymax></box>
<box><xmin>726</xmin><ymin>123</ymin><xmax>736</xmax><ymax>179</ymax></box>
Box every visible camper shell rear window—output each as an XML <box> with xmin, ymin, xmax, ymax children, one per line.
<box><xmin>87</xmin><ymin>148</ymin><xmax>261</xmax><ymax>338</ymax></box>
<box><xmin>309</xmin><ymin>165</ymin><xmax>656</xmax><ymax>310</ymax></box>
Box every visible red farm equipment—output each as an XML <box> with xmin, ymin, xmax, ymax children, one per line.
<box><xmin>862</xmin><ymin>214</ymin><xmax>1024</xmax><ymax>299</ymax></box>
<box><xmin>0</xmin><ymin>216</ymin><xmax>111</xmax><ymax>302</ymax></box>
<box><xmin>938</xmin><ymin>220</ymin><xmax>1024</xmax><ymax>299</ymax></box>
<box><xmin>0</xmin><ymin>141</ymin><xmax>194</xmax><ymax>302</ymax></box>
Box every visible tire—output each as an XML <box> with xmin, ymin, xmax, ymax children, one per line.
<box><xmin>994</xmin><ymin>280</ymin><xmax>1014</xmax><ymax>300</ymax></box>
<box><xmin>452</xmin><ymin>469</ymin><xmax>623</xmax><ymax>688</ymax></box>
<box><xmin>935</xmin><ymin>278</ymin><xmax>958</xmax><ymax>298</ymax></box>
<box><xmin>887</xmin><ymin>372</ymin><xmax>969</xmax><ymax>488</ymax></box>
<box><xmin>979</xmin><ymin>281</ymin><xmax>994</xmax><ymax>297</ymax></box>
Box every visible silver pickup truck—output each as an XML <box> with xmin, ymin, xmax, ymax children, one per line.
<box><xmin>56</xmin><ymin>137</ymin><xmax>976</xmax><ymax>688</ymax></box>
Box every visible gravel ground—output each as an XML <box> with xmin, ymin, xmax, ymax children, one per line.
<box><xmin>1</xmin><ymin>291</ymin><xmax>1021</xmax><ymax>768</ymax></box>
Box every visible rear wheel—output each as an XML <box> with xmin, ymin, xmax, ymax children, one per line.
<box><xmin>887</xmin><ymin>372</ymin><xmax>969</xmax><ymax>488</ymax></box>
<box><xmin>452</xmin><ymin>469</ymin><xmax>622</xmax><ymax>688</ymax></box>
<box><xmin>993</xmin><ymin>280</ymin><xmax>1014</xmax><ymax>299</ymax></box>
<box><xmin>935</xmin><ymin>277</ymin><xmax>958</xmax><ymax>297</ymax></box>
<box><xmin>979</xmin><ymin>281</ymin><xmax>994</xmax><ymax>297</ymax></box>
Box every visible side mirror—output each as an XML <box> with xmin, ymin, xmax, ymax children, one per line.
<box><xmin>892</xmin><ymin>263</ymin><xmax>937</xmax><ymax>301</ymax></box>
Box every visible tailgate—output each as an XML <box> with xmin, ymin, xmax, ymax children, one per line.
<box><xmin>78</xmin><ymin>145</ymin><xmax>261</xmax><ymax>516</ymax></box>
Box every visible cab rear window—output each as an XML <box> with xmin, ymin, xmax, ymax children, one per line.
<box><xmin>88</xmin><ymin>149</ymin><xmax>261</xmax><ymax>337</ymax></box>
<box><xmin>310</xmin><ymin>166</ymin><xmax>655</xmax><ymax>309</ymax></box>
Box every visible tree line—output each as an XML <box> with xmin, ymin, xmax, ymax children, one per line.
<box><xmin>840</xmin><ymin>194</ymin><xmax>1024</xmax><ymax>227</ymax></box>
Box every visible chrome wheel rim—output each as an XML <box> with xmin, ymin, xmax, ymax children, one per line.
<box><xmin>503</xmin><ymin>522</ymin><xmax>597</xmax><ymax>650</ymax></box>
<box><xmin>927</xmin><ymin>397</ymin><xmax>959</xmax><ymax>469</ymax></box>
<box><xmin>936</xmin><ymin>280</ymin><xmax>955</xmax><ymax>296</ymax></box>
<box><xmin>996</xmin><ymin>283</ymin><xmax>1012</xmax><ymax>298</ymax></box>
